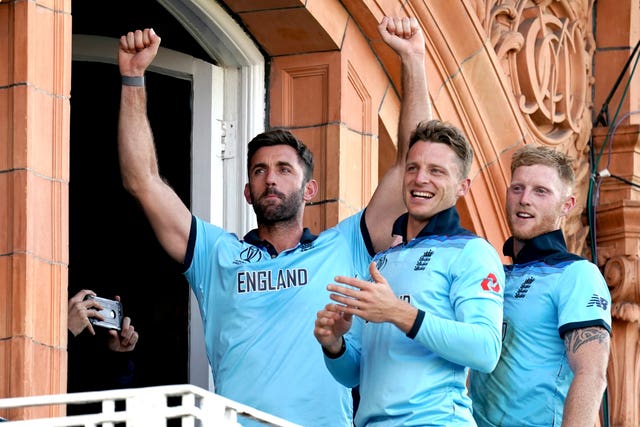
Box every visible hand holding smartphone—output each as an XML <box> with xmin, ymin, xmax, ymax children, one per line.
<box><xmin>84</xmin><ymin>295</ymin><xmax>124</xmax><ymax>331</ymax></box>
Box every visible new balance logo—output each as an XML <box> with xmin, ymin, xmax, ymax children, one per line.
<box><xmin>587</xmin><ymin>294</ymin><xmax>608</xmax><ymax>310</ymax></box>
<box><xmin>514</xmin><ymin>276</ymin><xmax>535</xmax><ymax>298</ymax></box>
<box><xmin>414</xmin><ymin>250</ymin><xmax>434</xmax><ymax>271</ymax></box>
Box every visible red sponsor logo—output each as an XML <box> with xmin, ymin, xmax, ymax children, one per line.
<box><xmin>480</xmin><ymin>273</ymin><xmax>500</xmax><ymax>292</ymax></box>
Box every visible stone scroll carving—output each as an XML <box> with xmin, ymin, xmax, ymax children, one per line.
<box><xmin>474</xmin><ymin>0</ymin><xmax>593</xmax><ymax>148</ymax></box>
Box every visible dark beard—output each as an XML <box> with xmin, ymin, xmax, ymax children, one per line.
<box><xmin>251</xmin><ymin>186</ymin><xmax>305</xmax><ymax>226</ymax></box>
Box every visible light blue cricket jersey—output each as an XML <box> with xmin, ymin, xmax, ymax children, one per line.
<box><xmin>183</xmin><ymin>210</ymin><xmax>373</xmax><ymax>427</ymax></box>
<box><xmin>470</xmin><ymin>230</ymin><xmax>612</xmax><ymax>427</ymax></box>
<box><xmin>325</xmin><ymin>207</ymin><xmax>504</xmax><ymax>427</ymax></box>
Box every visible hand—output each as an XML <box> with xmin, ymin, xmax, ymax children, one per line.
<box><xmin>314</xmin><ymin>304</ymin><xmax>353</xmax><ymax>355</ymax></box>
<box><xmin>68</xmin><ymin>289</ymin><xmax>105</xmax><ymax>336</ymax></box>
<box><xmin>377</xmin><ymin>16</ymin><xmax>425</xmax><ymax>60</ymax></box>
<box><xmin>118</xmin><ymin>28</ymin><xmax>161</xmax><ymax>77</ymax></box>
<box><xmin>107</xmin><ymin>314</ymin><xmax>139</xmax><ymax>353</ymax></box>
<box><xmin>330</xmin><ymin>262</ymin><xmax>406</xmax><ymax>324</ymax></box>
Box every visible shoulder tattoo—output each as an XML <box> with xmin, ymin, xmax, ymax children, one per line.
<box><xmin>564</xmin><ymin>326</ymin><xmax>609</xmax><ymax>354</ymax></box>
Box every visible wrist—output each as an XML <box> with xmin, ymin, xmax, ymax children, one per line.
<box><xmin>322</xmin><ymin>337</ymin><xmax>346</xmax><ymax>359</ymax></box>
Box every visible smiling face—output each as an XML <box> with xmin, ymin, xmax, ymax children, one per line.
<box><xmin>244</xmin><ymin>145</ymin><xmax>317</xmax><ymax>226</ymax></box>
<box><xmin>403</xmin><ymin>141</ymin><xmax>470</xmax><ymax>235</ymax></box>
<box><xmin>506</xmin><ymin>164</ymin><xmax>575</xmax><ymax>242</ymax></box>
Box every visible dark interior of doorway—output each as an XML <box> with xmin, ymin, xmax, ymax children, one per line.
<box><xmin>71</xmin><ymin>0</ymin><xmax>214</xmax><ymax>64</ymax></box>
<box><xmin>69</xmin><ymin>61</ymin><xmax>191</xmax><ymax>391</ymax></box>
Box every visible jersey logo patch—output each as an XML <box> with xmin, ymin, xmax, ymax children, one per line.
<box><xmin>234</xmin><ymin>246</ymin><xmax>263</xmax><ymax>264</ymax></box>
<box><xmin>480</xmin><ymin>273</ymin><xmax>500</xmax><ymax>292</ymax></box>
<box><xmin>514</xmin><ymin>276</ymin><xmax>535</xmax><ymax>298</ymax></box>
<box><xmin>414</xmin><ymin>250</ymin><xmax>434</xmax><ymax>271</ymax></box>
<box><xmin>587</xmin><ymin>294</ymin><xmax>609</xmax><ymax>310</ymax></box>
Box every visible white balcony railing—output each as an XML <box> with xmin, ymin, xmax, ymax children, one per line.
<box><xmin>0</xmin><ymin>384</ymin><xmax>302</xmax><ymax>427</ymax></box>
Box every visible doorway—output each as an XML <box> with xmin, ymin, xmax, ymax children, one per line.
<box><xmin>68</xmin><ymin>0</ymin><xmax>265</xmax><ymax>394</ymax></box>
<box><xmin>69</xmin><ymin>60</ymin><xmax>192</xmax><ymax>389</ymax></box>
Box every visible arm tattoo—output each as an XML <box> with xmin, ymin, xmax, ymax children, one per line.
<box><xmin>564</xmin><ymin>327</ymin><xmax>609</xmax><ymax>354</ymax></box>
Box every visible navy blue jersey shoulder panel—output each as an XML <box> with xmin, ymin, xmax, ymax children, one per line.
<box><xmin>503</xmin><ymin>230</ymin><xmax>584</xmax><ymax>266</ymax></box>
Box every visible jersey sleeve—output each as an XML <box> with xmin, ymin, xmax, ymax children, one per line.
<box><xmin>412</xmin><ymin>238</ymin><xmax>505</xmax><ymax>373</ymax></box>
<box><xmin>184</xmin><ymin>216</ymin><xmax>228</xmax><ymax>309</ymax></box>
<box><xmin>333</xmin><ymin>210</ymin><xmax>373</xmax><ymax>278</ymax></box>
<box><xmin>556</xmin><ymin>260</ymin><xmax>612</xmax><ymax>337</ymax></box>
<box><xmin>322</xmin><ymin>317</ymin><xmax>363</xmax><ymax>388</ymax></box>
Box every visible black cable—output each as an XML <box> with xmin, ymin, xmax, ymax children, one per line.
<box><xmin>306</xmin><ymin>198</ymin><xmax>339</xmax><ymax>206</ymax></box>
<box><xmin>609</xmin><ymin>174</ymin><xmax>640</xmax><ymax>188</ymax></box>
<box><xmin>593</xmin><ymin>39</ymin><xmax>640</xmax><ymax>128</ymax></box>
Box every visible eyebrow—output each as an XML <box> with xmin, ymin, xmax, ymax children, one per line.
<box><xmin>510</xmin><ymin>181</ymin><xmax>553</xmax><ymax>191</ymax></box>
<box><xmin>251</xmin><ymin>160</ymin><xmax>296</xmax><ymax>171</ymax></box>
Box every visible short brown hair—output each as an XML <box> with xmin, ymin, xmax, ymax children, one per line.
<box><xmin>409</xmin><ymin>119</ymin><xmax>473</xmax><ymax>178</ymax></box>
<box><xmin>247</xmin><ymin>129</ymin><xmax>314</xmax><ymax>182</ymax></box>
<box><xmin>510</xmin><ymin>145</ymin><xmax>575</xmax><ymax>189</ymax></box>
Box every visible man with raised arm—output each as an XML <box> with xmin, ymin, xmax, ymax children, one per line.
<box><xmin>314</xmin><ymin>118</ymin><xmax>505</xmax><ymax>426</ymax></box>
<box><xmin>116</xmin><ymin>16</ymin><xmax>429</xmax><ymax>426</ymax></box>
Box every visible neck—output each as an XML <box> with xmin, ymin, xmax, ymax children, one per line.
<box><xmin>257</xmin><ymin>220</ymin><xmax>304</xmax><ymax>253</ymax></box>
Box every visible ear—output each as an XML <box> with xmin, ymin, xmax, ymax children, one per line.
<box><xmin>303</xmin><ymin>179</ymin><xmax>319</xmax><ymax>202</ymax></box>
<box><xmin>560</xmin><ymin>194</ymin><xmax>576</xmax><ymax>216</ymax></box>
<box><xmin>243</xmin><ymin>183</ymin><xmax>252</xmax><ymax>205</ymax></box>
<box><xmin>457</xmin><ymin>177</ymin><xmax>471</xmax><ymax>197</ymax></box>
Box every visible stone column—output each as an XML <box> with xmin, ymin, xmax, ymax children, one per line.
<box><xmin>593</xmin><ymin>125</ymin><xmax>640</xmax><ymax>426</ymax></box>
<box><xmin>0</xmin><ymin>0</ymin><xmax>70</xmax><ymax>420</ymax></box>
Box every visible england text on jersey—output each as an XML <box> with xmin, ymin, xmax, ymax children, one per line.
<box><xmin>237</xmin><ymin>269</ymin><xmax>309</xmax><ymax>293</ymax></box>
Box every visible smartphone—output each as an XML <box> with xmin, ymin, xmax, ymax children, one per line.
<box><xmin>84</xmin><ymin>295</ymin><xmax>123</xmax><ymax>331</ymax></box>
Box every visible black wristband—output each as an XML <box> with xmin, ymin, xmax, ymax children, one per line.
<box><xmin>322</xmin><ymin>337</ymin><xmax>347</xmax><ymax>359</ymax></box>
<box><xmin>406</xmin><ymin>309</ymin><xmax>425</xmax><ymax>339</ymax></box>
<box><xmin>122</xmin><ymin>75</ymin><xmax>145</xmax><ymax>87</ymax></box>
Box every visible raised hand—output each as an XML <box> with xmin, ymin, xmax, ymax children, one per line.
<box><xmin>118</xmin><ymin>28</ymin><xmax>161</xmax><ymax>77</ymax></box>
<box><xmin>377</xmin><ymin>16</ymin><xmax>425</xmax><ymax>59</ymax></box>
